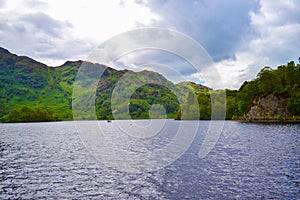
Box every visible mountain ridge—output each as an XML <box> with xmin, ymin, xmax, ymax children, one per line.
<box><xmin>0</xmin><ymin>47</ymin><xmax>209</xmax><ymax>122</ymax></box>
<box><xmin>1</xmin><ymin>47</ymin><xmax>299</xmax><ymax>122</ymax></box>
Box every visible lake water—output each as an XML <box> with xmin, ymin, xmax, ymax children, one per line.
<box><xmin>0</xmin><ymin>120</ymin><xmax>299</xmax><ymax>199</ymax></box>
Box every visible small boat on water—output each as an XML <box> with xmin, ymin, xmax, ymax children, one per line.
<box><xmin>107</xmin><ymin>120</ymin><xmax>112</xmax><ymax>123</ymax></box>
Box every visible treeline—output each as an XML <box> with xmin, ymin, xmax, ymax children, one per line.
<box><xmin>2</xmin><ymin>106</ymin><xmax>58</xmax><ymax>123</ymax></box>
<box><xmin>183</xmin><ymin>61</ymin><xmax>300</xmax><ymax>120</ymax></box>
<box><xmin>229</xmin><ymin>61</ymin><xmax>300</xmax><ymax>119</ymax></box>
<box><xmin>4</xmin><ymin>61</ymin><xmax>299</xmax><ymax>122</ymax></box>
<box><xmin>1</xmin><ymin>44</ymin><xmax>299</xmax><ymax>122</ymax></box>
<box><xmin>129</xmin><ymin>83</ymin><xmax>179</xmax><ymax>119</ymax></box>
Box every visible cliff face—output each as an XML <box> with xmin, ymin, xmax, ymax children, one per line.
<box><xmin>244</xmin><ymin>94</ymin><xmax>290</xmax><ymax>120</ymax></box>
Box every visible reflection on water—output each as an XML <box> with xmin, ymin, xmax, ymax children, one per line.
<box><xmin>0</xmin><ymin>121</ymin><xmax>299</xmax><ymax>199</ymax></box>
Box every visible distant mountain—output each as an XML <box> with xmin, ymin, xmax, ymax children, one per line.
<box><xmin>0</xmin><ymin>47</ymin><xmax>209</xmax><ymax>122</ymax></box>
<box><xmin>1</xmin><ymin>47</ymin><xmax>299</xmax><ymax>122</ymax></box>
<box><xmin>177</xmin><ymin>81</ymin><xmax>212</xmax><ymax>92</ymax></box>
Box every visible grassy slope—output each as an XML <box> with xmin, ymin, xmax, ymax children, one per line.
<box><xmin>0</xmin><ymin>48</ymin><xmax>188</xmax><ymax>121</ymax></box>
<box><xmin>2</xmin><ymin>47</ymin><xmax>297</xmax><ymax>122</ymax></box>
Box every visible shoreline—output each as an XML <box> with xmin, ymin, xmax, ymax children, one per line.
<box><xmin>1</xmin><ymin>119</ymin><xmax>300</xmax><ymax>124</ymax></box>
<box><xmin>234</xmin><ymin>119</ymin><xmax>300</xmax><ymax>124</ymax></box>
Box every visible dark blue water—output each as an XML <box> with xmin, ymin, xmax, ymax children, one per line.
<box><xmin>0</xmin><ymin>121</ymin><xmax>299</xmax><ymax>199</ymax></box>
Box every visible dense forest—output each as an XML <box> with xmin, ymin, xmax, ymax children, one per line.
<box><xmin>0</xmin><ymin>47</ymin><xmax>195</xmax><ymax>122</ymax></box>
<box><xmin>226</xmin><ymin>61</ymin><xmax>300</xmax><ymax>120</ymax></box>
<box><xmin>181</xmin><ymin>60</ymin><xmax>300</xmax><ymax>121</ymax></box>
<box><xmin>0</xmin><ymin>47</ymin><xmax>299</xmax><ymax>122</ymax></box>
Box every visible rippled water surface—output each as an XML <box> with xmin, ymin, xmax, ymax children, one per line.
<box><xmin>0</xmin><ymin>120</ymin><xmax>299</xmax><ymax>199</ymax></box>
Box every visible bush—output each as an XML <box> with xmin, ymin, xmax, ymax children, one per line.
<box><xmin>4</xmin><ymin>106</ymin><xmax>57</xmax><ymax>122</ymax></box>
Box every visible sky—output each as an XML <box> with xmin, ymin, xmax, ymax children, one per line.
<box><xmin>0</xmin><ymin>0</ymin><xmax>299</xmax><ymax>89</ymax></box>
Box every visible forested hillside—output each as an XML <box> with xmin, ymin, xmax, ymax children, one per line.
<box><xmin>226</xmin><ymin>61</ymin><xmax>300</xmax><ymax>120</ymax></box>
<box><xmin>177</xmin><ymin>61</ymin><xmax>300</xmax><ymax>121</ymax></box>
<box><xmin>0</xmin><ymin>47</ymin><xmax>194</xmax><ymax>122</ymax></box>
<box><xmin>0</xmin><ymin>47</ymin><xmax>80</xmax><ymax>122</ymax></box>
<box><xmin>0</xmin><ymin>47</ymin><xmax>299</xmax><ymax>122</ymax></box>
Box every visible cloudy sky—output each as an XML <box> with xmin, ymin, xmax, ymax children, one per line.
<box><xmin>0</xmin><ymin>0</ymin><xmax>299</xmax><ymax>89</ymax></box>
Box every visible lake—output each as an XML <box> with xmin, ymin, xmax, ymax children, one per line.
<box><xmin>0</xmin><ymin>120</ymin><xmax>299</xmax><ymax>199</ymax></box>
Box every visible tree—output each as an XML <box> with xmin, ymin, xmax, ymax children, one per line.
<box><xmin>5</xmin><ymin>106</ymin><xmax>56</xmax><ymax>122</ymax></box>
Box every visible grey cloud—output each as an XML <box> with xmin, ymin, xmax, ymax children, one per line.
<box><xmin>117</xmin><ymin>50</ymin><xmax>198</xmax><ymax>76</ymax></box>
<box><xmin>0</xmin><ymin>11</ymin><xmax>92</xmax><ymax>66</ymax></box>
<box><xmin>258</xmin><ymin>1</ymin><xmax>300</xmax><ymax>27</ymax></box>
<box><xmin>240</xmin><ymin>0</ymin><xmax>300</xmax><ymax>84</ymax></box>
<box><xmin>0</xmin><ymin>0</ymin><xmax>6</xmax><ymax>8</ymax></box>
<box><xmin>139</xmin><ymin>0</ymin><xmax>260</xmax><ymax>62</ymax></box>
<box><xmin>20</xmin><ymin>12</ymin><xmax>72</xmax><ymax>37</ymax></box>
<box><xmin>36</xmin><ymin>39</ymin><xmax>93</xmax><ymax>61</ymax></box>
<box><xmin>131</xmin><ymin>0</ymin><xmax>300</xmax><ymax>89</ymax></box>
<box><xmin>24</xmin><ymin>0</ymin><xmax>48</xmax><ymax>9</ymax></box>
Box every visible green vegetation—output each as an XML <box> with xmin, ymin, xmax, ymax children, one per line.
<box><xmin>2</xmin><ymin>106</ymin><xmax>57</xmax><ymax>123</ymax></box>
<box><xmin>176</xmin><ymin>61</ymin><xmax>300</xmax><ymax>120</ymax></box>
<box><xmin>0</xmin><ymin>48</ymin><xmax>78</xmax><ymax>122</ymax></box>
<box><xmin>228</xmin><ymin>61</ymin><xmax>300</xmax><ymax>120</ymax></box>
<box><xmin>129</xmin><ymin>83</ymin><xmax>179</xmax><ymax>119</ymax></box>
<box><xmin>180</xmin><ymin>61</ymin><xmax>298</xmax><ymax>121</ymax></box>
<box><xmin>0</xmin><ymin>47</ymin><xmax>183</xmax><ymax>122</ymax></box>
<box><xmin>0</xmin><ymin>47</ymin><xmax>299</xmax><ymax>122</ymax></box>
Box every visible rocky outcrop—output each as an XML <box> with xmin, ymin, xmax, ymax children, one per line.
<box><xmin>245</xmin><ymin>94</ymin><xmax>290</xmax><ymax>120</ymax></box>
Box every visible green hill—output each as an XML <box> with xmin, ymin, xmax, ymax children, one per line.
<box><xmin>1</xmin><ymin>47</ymin><xmax>299</xmax><ymax>122</ymax></box>
<box><xmin>0</xmin><ymin>47</ymin><xmax>187</xmax><ymax>122</ymax></box>
<box><xmin>226</xmin><ymin>61</ymin><xmax>300</xmax><ymax>121</ymax></box>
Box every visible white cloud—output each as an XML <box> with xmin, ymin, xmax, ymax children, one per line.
<box><xmin>209</xmin><ymin>0</ymin><xmax>300</xmax><ymax>89</ymax></box>
<box><xmin>0</xmin><ymin>0</ymin><xmax>159</xmax><ymax>66</ymax></box>
<box><xmin>44</xmin><ymin>0</ymin><xmax>159</xmax><ymax>42</ymax></box>
<box><xmin>0</xmin><ymin>0</ymin><xmax>299</xmax><ymax>89</ymax></box>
